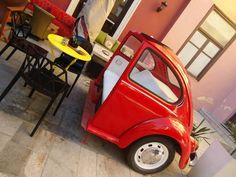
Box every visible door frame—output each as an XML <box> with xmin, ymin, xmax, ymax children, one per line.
<box><xmin>67</xmin><ymin>0</ymin><xmax>141</xmax><ymax>39</ymax></box>
<box><xmin>112</xmin><ymin>0</ymin><xmax>141</xmax><ymax>39</ymax></box>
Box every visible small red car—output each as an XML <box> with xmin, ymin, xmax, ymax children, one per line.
<box><xmin>82</xmin><ymin>31</ymin><xmax>198</xmax><ymax>174</ymax></box>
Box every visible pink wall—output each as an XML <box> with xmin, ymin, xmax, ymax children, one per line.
<box><xmin>212</xmin><ymin>83</ymin><xmax>236</xmax><ymax>122</ymax></box>
<box><xmin>163</xmin><ymin>0</ymin><xmax>214</xmax><ymax>52</ymax></box>
<box><xmin>119</xmin><ymin>0</ymin><xmax>190</xmax><ymax>41</ymax></box>
<box><xmin>189</xmin><ymin>41</ymin><xmax>236</xmax><ymax>122</ymax></box>
<box><xmin>163</xmin><ymin>0</ymin><xmax>236</xmax><ymax>123</ymax></box>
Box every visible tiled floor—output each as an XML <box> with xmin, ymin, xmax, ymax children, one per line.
<box><xmin>0</xmin><ymin>40</ymin><xmax>188</xmax><ymax>177</ymax></box>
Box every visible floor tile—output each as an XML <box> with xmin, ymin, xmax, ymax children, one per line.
<box><xmin>130</xmin><ymin>169</ymin><xmax>144</xmax><ymax>177</ymax></box>
<box><xmin>0</xmin><ymin>111</ymin><xmax>22</xmax><ymax>136</ymax></box>
<box><xmin>0</xmin><ymin>172</ymin><xmax>17</xmax><ymax>177</ymax></box>
<box><xmin>0</xmin><ymin>141</ymin><xmax>31</xmax><ymax>176</ymax></box>
<box><xmin>41</xmin><ymin>136</ymin><xmax>80</xmax><ymax>177</ymax></box>
<box><xmin>19</xmin><ymin>130</ymin><xmax>55</xmax><ymax>177</ymax></box>
<box><xmin>11</xmin><ymin>122</ymin><xmax>36</xmax><ymax>150</ymax></box>
<box><xmin>77</xmin><ymin>146</ymin><xmax>97</xmax><ymax>177</ymax></box>
<box><xmin>0</xmin><ymin>133</ymin><xmax>11</xmax><ymax>152</ymax></box>
<box><xmin>96</xmin><ymin>154</ymin><xmax>130</xmax><ymax>177</ymax></box>
<box><xmin>151</xmin><ymin>159</ymin><xmax>184</xmax><ymax>177</ymax></box>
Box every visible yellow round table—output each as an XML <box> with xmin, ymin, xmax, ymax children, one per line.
<box><xmin>48</xmin><ymin>34</ymin><xmax>91</xmax><ymax>62</ymax></box>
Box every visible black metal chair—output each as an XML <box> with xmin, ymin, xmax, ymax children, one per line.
<box><xmin>0</xmin><ymin>45</ymin><xmax>70</xmax><ymax>137</ymax></box>
<box><xmin>54</xmin><ymin>38</ymin><xmax>93</xmax><ymax>97</ymax></box>
<box><xmin>0</xmin><ymin>11</ymin><xmax>48</xmax><ymax>61</ymax></box>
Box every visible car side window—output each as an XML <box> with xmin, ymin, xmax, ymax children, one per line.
<box><xmin>120</xmin><ymin>36</ymin><xmax>141</xmax><ymax>59</ymax></box>
<box><xmin>130</xmin><ymin>49</ymin><xmax>181</xmax><ymax>103</ymax></box>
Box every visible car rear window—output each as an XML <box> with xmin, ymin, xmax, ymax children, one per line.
<box><xmin>130</xmin><ymin>49</ymin><xmax>182</xmax><ymax>103</ymax></box>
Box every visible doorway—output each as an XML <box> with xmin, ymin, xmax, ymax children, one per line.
<box><xmin>72</xmin><ymin>0</ymin><xmax>134</xmax><ymax>36</ymax></box>
<box><xmin>102</xmin><ymin>0</ymin><xmax>134</xmax><ymax>35</ymax></box>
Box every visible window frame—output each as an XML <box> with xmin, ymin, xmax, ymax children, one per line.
<box><xmin>177</xmin><ymin>5</ymin><xmax>236</xmax><ymax>81</ymax></box>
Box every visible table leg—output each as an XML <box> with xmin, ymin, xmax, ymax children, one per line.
<box><xmin>65</xmin><ymin>58</ymin><xmax>77</xmax><ymax>71</ymax></box>
<box><xmin>48</xmin><ymin>42</ymin><xmax>67</xmax><ymax>81</ymax></box>
<box><xmin>49</xmin><ymin>42</ymin><xmax>55</xmax><ymax>61</ymax></box>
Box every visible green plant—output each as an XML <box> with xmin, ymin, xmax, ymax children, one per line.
<box><xmin>191</xmin><ymin>119</ymin><xmax>215</xmax><ymax>141</ymax></box>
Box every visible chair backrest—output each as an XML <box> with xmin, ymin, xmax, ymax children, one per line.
<box><xmin>80</xmin><ymin>39</ymin><xmax>93</xmax><ymax>54</ymax></box>
<box><xmin>20</xmin><ymin>45</ymin><xmax>68</xmax><ymax>93</ymax></box>
<box><xmin>10</xmin><ymin>11</ymin><xmax>32</xmax><ymax>39</ymax></box>
<box><xmin>70</xmin><ymin>36</ymin><xmax>93</xmax><ymax>54</ymax></box>
<box><xmin>30</xmin><ymin>4</ymin><xmax>55</xmax><ymax>39</ymax></box>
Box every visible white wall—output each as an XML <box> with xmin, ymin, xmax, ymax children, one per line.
<box><xmin>66</xmin><ymin>0</ymin><xmax>80</xmax><ymax>15</ymax></box>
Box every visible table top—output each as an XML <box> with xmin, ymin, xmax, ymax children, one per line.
<box><xmin>92</xmin><ymin>43</ymin><xmax>113</xmax><ymax>62</ymax></box>
<box><xmin>48</xmin><ymin>34</ymin><xmax>91</xmax><ymax>62</ymax></box>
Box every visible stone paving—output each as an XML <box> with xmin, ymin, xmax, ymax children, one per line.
<box><xmin>0</xmin><ymin>40</ymin><xmax>187</xmax><ymax>177</ymax></box>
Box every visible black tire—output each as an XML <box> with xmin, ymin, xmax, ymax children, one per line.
<box><xmin>127</xmin><ymin>136</ymin><xmax>175</xmax><ymax>174</ymax></box>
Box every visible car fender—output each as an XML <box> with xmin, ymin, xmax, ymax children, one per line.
<box><xmin>118</xmin><ymin>117</ymin><xmax>192</xmax><ymax>169</ymax></box>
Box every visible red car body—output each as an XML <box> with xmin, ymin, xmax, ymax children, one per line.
<box><xmin>81</xmin><ymin>31</ymin><xmax>198</xmax><ymax>170</ymax></box>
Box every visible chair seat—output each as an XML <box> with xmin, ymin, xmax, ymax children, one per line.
<box><xmin>22</xmin><ymin>68</ymin><xmax>70</xmax><ymax>97</ymax></box>
<box><xmin>54</xmin><ymin>54</ymin><xmax>85</xmax><ymax>74</ymax></box>
<box><xmin>10</xmin><ymin>37</ymin><xmax>48</xmax><ymax>58</ymax></box>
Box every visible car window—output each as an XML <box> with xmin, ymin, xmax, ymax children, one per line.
<box><xmin>120</xmin><ymin>36</ymin><xmax>141</xmax><ymax>59</ymax></box>
<box><xmin>130</xmin><ymin>49</ymin><xmax>181</xmax><ymax>103</ymax></box>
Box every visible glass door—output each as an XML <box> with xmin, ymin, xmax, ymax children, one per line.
<box><xmin>102</xmin><ymin>0</ymin><xmax>134</xmax><ymax>35</ymax></box>
<box><xmin>73</xmin><ymin>0</ymin><xmax>134</xmax><ymax>36</ymax></box>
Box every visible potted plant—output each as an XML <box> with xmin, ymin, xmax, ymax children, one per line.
<box><xmin>191</xmin><ymin>119</ymin><xmax>215</xmax><ymax>142</ymax></box>
<box><xmin>189</xmin><ymin>119</ymin><xmax>215</xmax><ymax>166</ymax></box>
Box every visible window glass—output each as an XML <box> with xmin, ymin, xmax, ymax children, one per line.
<box><xmin>201</xmin><ymin>11</ymin><xmax>236</xmax><ymax>47</ymax></box>
<box><xmin>178</xmin><ymin>42</ymin><xmax>198</xmax><ymax>66</ymax></box>
<box><xmin>187</xmin><ymin>53</ymin><xmax>211</xmax><ymax>77</ymax></box>
<box><xmin>120</xmin><ymin>36</ymin><xmax>141</xmax><ymax>59</ymax></box>
<box><xmin>130</xmin><ymin>49</ymin><xmax>181</xmax><ymax>103</ymax></box>
<box><xmin>203</xmin><ymin>42</ymin><xmax>220</xmax><ymax>58</ymax></box>
<box><xmin>167</xmin><ymin>68</ymin><xmax>179</xmax><ymax>87</ymax></box>
<box><xmin>137</xmin><ymin>50</ymin><xmax>155</xmax><ymax>70</ymax></box>
<box><xmin>190</xmin><ymin>31</ymin><xmax>207</xmax><ymax>48</ymax></box>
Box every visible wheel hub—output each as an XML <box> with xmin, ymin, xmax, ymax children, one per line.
<box><xmin>141</xmin><ymin>148</ymin><xmax>162</xmax><ymax>164</ymax></box>
<box><xmin>135</xmin><ymin>142</ymin><xmax>169</xmax><ymax>170</ymax></box>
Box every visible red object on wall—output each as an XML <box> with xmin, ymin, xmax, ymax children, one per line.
<box><xmin>119</xmin><ymin>0</ymin><xmax>190</xmax><ymax>41</ymax></box>
<box><xmin>48</xmin><ymin>0</ymin><xmax>71</xmax><ymax>11</ymax></box>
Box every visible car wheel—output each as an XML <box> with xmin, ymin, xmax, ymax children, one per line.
<box><xmin>127</xmin><ymin>136</ymin><xmax>175</xmax><ymax>174</ymax></box>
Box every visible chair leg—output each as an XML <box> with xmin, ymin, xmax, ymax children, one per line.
<box><xmin>0</xmin><ymin>44</ymin><xmax>9</xmax><ymax>57</ymax></box>
<box><xmin>5</xmin><ymin>48</ymin><xmax>17</xmax><ymax>61</ymax></box>
<box><xmin>30</xmin><ymin>97</ymin><xmax>56</xmax><ymax>137</ymax></box>
<box><xmin>28</xmin><ymin>88</ymin><xmax>35</xmax><ymax>98</ymax></box>
<box><xmin>53</xmin><ymin>88</ymin><xmax>69</xmax><ymax>116</ymax></box>
<box><xmin>0</xmin><ymin>73</ymin><xmax>21</xmax><ymax>102</ymax></box>
<box><xmin>66</xmin><ymin>74</ymin><xmax>81</xmax><ymax>97</ymax></box>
